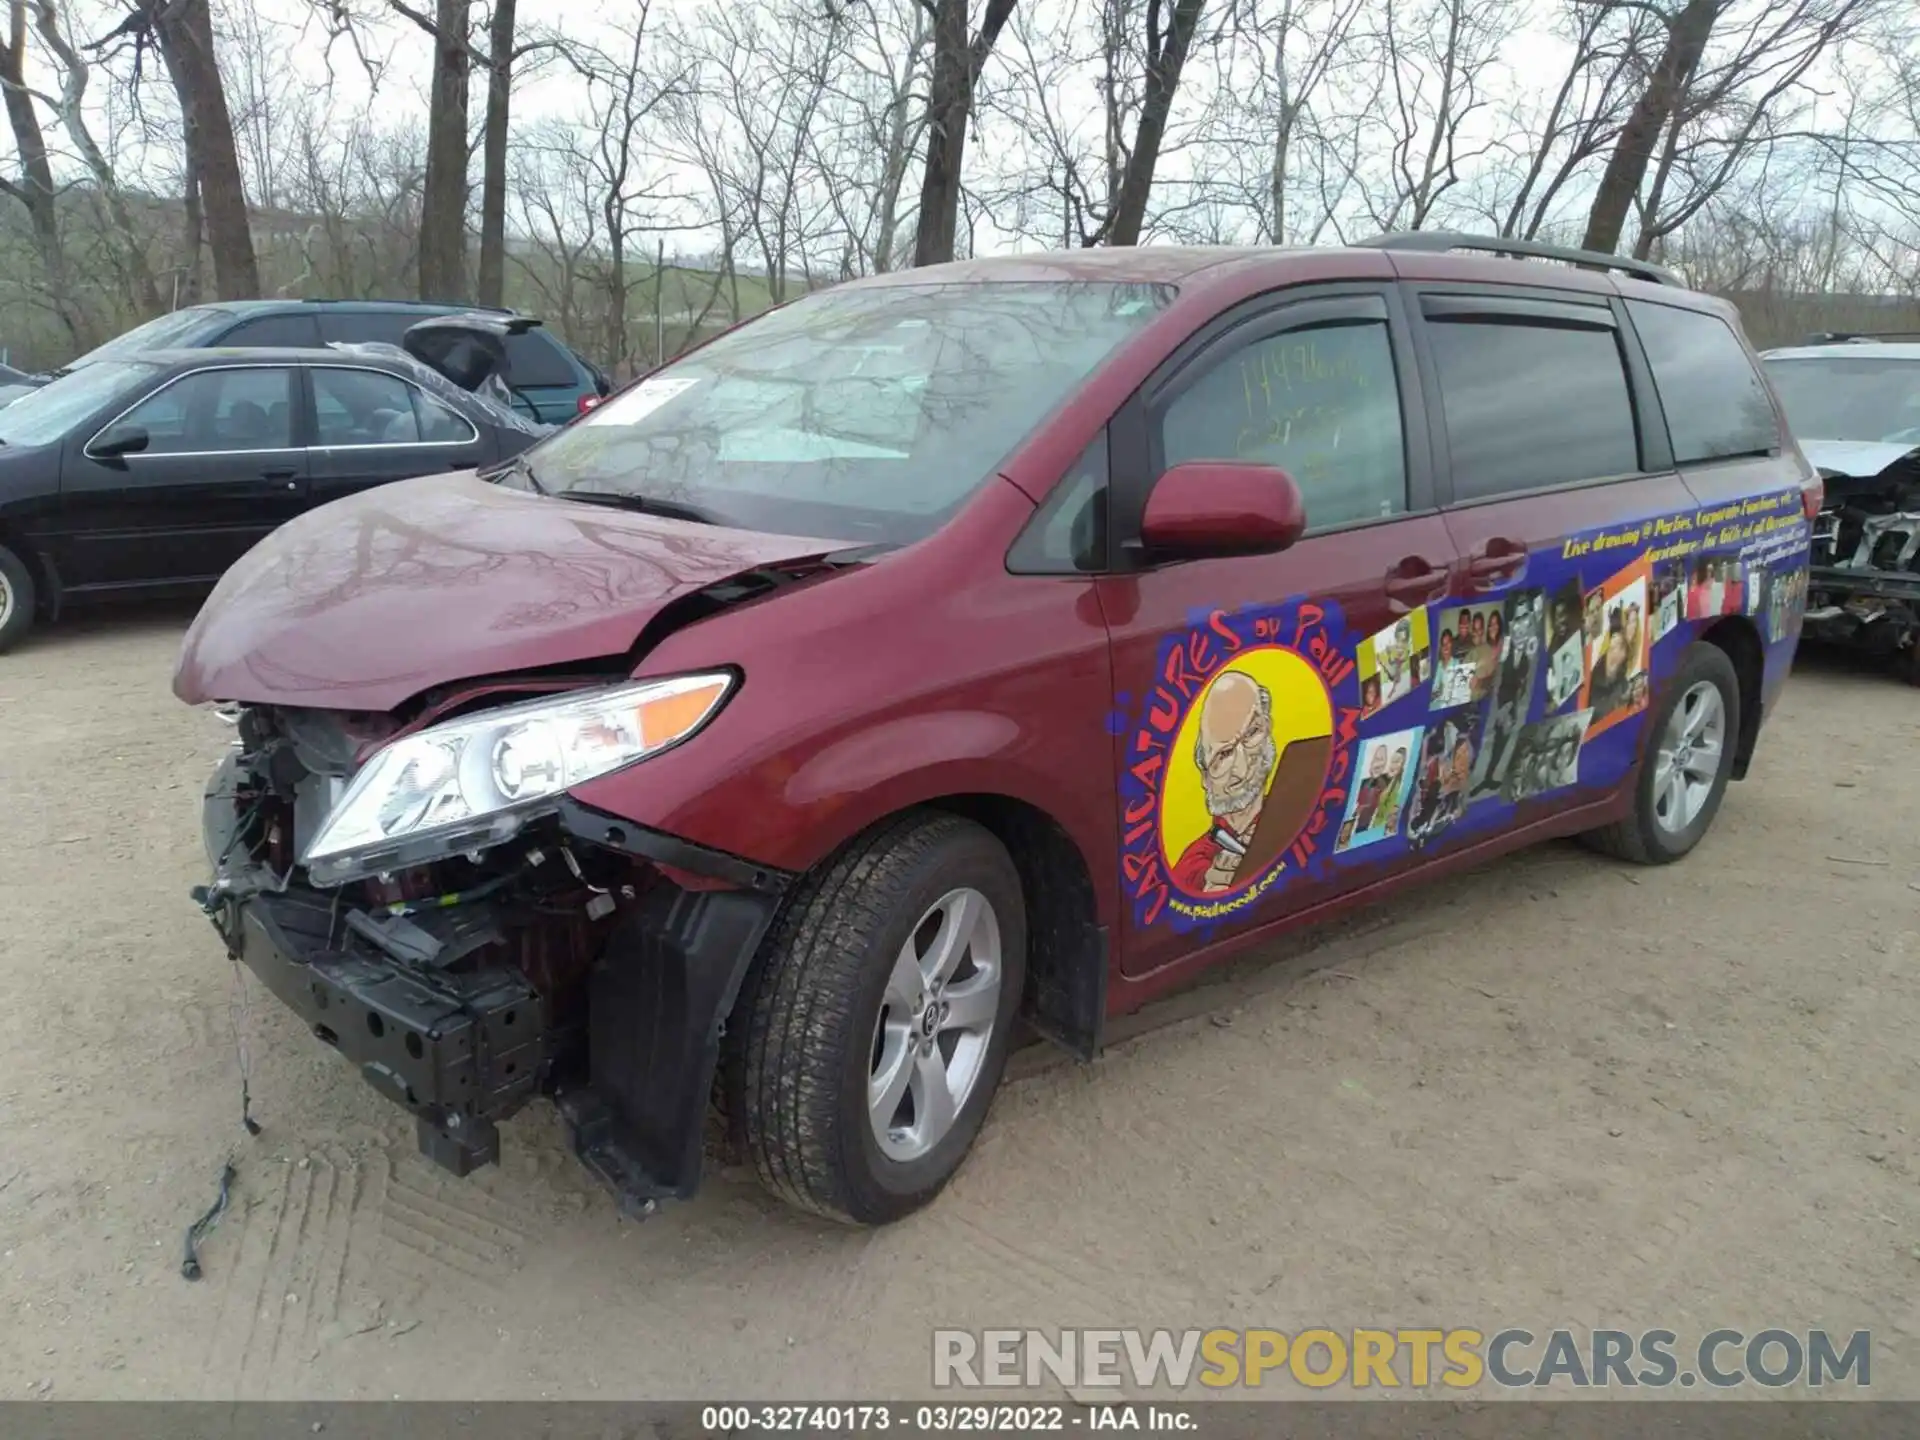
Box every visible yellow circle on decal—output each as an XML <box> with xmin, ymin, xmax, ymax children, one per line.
<box><xmin>1160</xmin><ymin>645</ymin><xmax>1335</xmax><ymax>898</ymax></box>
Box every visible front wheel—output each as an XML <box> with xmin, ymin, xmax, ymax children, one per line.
<box><xmin>0</xmin><ymin>543</ymin><xmax>36</xmax><ymax>654</ymax></box>
<box><xmin>724</xmin><ymin>811</ymin><xmax>1027</xmax><ymax>1225</ymax></box>
<box><xmin>1582</xmin><ymin>640</ymin><xmax>1741</xmax><ymax>865</ymax></box>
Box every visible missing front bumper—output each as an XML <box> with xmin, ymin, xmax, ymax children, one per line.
<box><xmin>205</xmin><ymin>808</ymin><xmax>792</xmax><ymax>1212</ymax></box>
<box><xmin>217</xmin><ymin>887</ymin><xmax>547</xmax><ymax>1176</ymax></box>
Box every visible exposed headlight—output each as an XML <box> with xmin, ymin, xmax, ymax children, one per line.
<box><xmin>302</xmin><ymin>672</ymin><xmax>733</xmax><ymax>886</ymax></box>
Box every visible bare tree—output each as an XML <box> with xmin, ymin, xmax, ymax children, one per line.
<box><xmin>94</xmin><ymin>0</ymin><xmax>261</xmax><ymax>299</ymax></box>
<box><xmin>1361</xmin><ymin>0</ymin><xmax>1514</xmax><ymax>233</ymax></box>
<box><xmin>1236</xmin><ymin>0</ymin><xmax>1369</xmax><ymax>244</ymax></box>
<box><xmin>913</xmin><ymin>0</ymin><xmax>1017</xmax><ymax>265</ymax></box>
<box><xmin>1485</xmin><ymin>0</ymin><xmax>1658</xmax><ymax>239</ymax></box>
<box><xmin>0</xmin><ymin>0</ymin><xmax>82</xmax><ymax>343</ymax></box>
<box><xmin>387</xmin><ymin>0</ymin><xmax>470</xmax><ymax>300</ymax></box>
<box><xmin>1628</xmin><ymin>0</ymin><xmax>1882</xmax><ymax>258</ymax></box>
<box><xmin>1102</xmin><ymin>0</ymin><xmax>1209</xmax><ymax>246</ymax></box>
<box><xmin>26</xmin><ymin>0</ymin><xmax>161</xmax><ymax>315</ymax></box>
<box><xmin>476</xmin><ymin>0</ymin><xmax>515</xmax><ymax>306</ymax></box>
<box><xmin>809</xmin><ymin>0</ymin><xmax>933</xmax><ymax>274</ymax></box>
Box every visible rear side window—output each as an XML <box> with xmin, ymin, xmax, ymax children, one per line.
<box><xmin>217</xmin><ymin>313</ymin><xmax>323</xmax><ymax>349</ymax></box>
<box><xmin>503</xmin><ymin>332</ymin><xmax>578</xmax><ymax>388</ymax></box>
<box><xmin>1626</xmin><ymin>300</ymin><xmax>1776</xmax><ymax>463</ymax></box>
<box><xmin>311</xmin><ymin>367</ymin><xmax>477</xmax><ymax>446</ymax></box>
<box><xmin>1426</xmin><ymin>313</ymin><xmax>1639</xmax><ymax>501</ymax></box>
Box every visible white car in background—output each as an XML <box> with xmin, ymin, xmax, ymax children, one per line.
<box><xmin>1763</xmin><ymin>335</ymin><xmax>1920</xmax><ymax>681</ymax></box>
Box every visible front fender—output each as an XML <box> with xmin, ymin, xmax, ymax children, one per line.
<box><xmin>566</xmin><ymin>698</ymin><xmax>1120</xmax><ymax>934</ymax></box>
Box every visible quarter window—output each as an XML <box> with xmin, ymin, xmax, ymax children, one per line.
<box><xmin>111</xmin><ymin>368</ymin><xmax>295</xmax><ymax>454</ymax></box>
<box><xmin>1626</xmin><ymin>300</ymin><xmax>1776</xmax><ymax>463</ymax></box>
<box><xmin>311</xmin><ymin>367</ymin><xmax>476</xmax><ymax>446</ymax></box>
<box><xmin>1008</xmin><ymin>430</ymin><xmax>1108</xmax><ymax>573</ymax></box>
<box><xmin>1426</xmin><ymin>315</ymin><xmax>1639</xmax><ymax>501</ymax></box>
<box><xmin>1158</xmin><ymin>319</ymin><xmax>1408</xmax><ymax>530</ymax></box>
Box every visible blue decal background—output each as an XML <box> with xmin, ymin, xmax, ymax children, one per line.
<box><xmin>1117</xmin><ymin>486</ymin><xmax>1812</xmax><ymax>937</ymax></box>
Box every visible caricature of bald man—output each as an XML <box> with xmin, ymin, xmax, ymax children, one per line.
<box><xmin>1172</xmin><ymin>670</ymin><xmax>1277</xmax><ymax>894</ymax></box>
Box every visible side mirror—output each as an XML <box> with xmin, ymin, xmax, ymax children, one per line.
<box><xmin>1140</xmin><ymin>461</ymin><xmax>1306</xmax><ymax>559</ymax></box>
<box><xmin>92</xmin><ymin>424</ymin><xmax>151</xmax><ymax>460</ymax></box>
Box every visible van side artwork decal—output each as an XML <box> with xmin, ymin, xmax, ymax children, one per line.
<box><xmin>1118</xmin><ymin>487</ymin><xmax>1811</xmax><ymax>936</ymax></box>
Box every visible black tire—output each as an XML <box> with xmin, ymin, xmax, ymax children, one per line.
<box><xmin>0</xmin><ymin>543</ymin><xmax>36</xmax><ymax>655</ymax></box>
<box><xmin>724</xmin><ymin>810</ymin><xmax>1027</xmax><ymax>1226</ymax></box>
<box><xmin>1582</xmin><ymin>640</ymin><xmax>1741</xmax><ymax>865</ymax></box>
<box><xmin>1895</xmin><ymin>641</ymin><xmax>1920</xmax><ymax>688</ymax></box>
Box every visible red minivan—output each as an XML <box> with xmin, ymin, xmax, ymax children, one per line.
<box><xmin>179</xmin><ymin>234</ymin><xmax>1817</xmax><ymax>1225</ymax></box>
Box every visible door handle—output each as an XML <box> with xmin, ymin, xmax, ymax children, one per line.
<box><xmin>1384</xmin><ymin>556</ymin><xmax>1447</xmax><ymax>613</ymax></box>
<box><xmin>260</xmin><ymin>466</ymin><xmax>300</xmax><ymax>491</ymax></box>
<box><xmin>1467</xmin><ymin>537</ymin><xmax>1528</xmax><ymax>589</ymax></box>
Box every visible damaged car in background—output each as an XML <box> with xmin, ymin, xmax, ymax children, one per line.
<box><xmin>1763</xmin><ymin>335</ymin><xmax>1920</xmax><ymax>683</ymax></box>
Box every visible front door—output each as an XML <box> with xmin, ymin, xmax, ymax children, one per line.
<box><xmin>1099</xmin><ymin>287</ymin><xmax>1457</xmax><ymax>982</ymax></box>
<box><xmin>305</xmin><ymin>365</ymin><xmax>492</xmax><ymax>512</ymax></box>
<box><xmin>57</xmin><ymin>365</ymin><xmax>310</xmax><ymax>589</ymax></box>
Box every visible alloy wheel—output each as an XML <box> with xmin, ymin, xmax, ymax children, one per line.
<box><xmin>1652</xmin><ymin>679</ymin><xmax>1726</xmax><ymax>835</ymax></box>
<box><xmin>868</xmin><ymin>886</ymin><xmax>1003</xmax><ymax>1163</ymax></box>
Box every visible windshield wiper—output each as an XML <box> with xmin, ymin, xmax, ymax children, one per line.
<box><xmin>557</xmin><ymin>489</ymin><xmax>721</xmax><ymax>526</ymax></box>
<box><xmin>487</xmin><ymin>451</ymin><xmax>550</xmax><ymax>496</ymax></box>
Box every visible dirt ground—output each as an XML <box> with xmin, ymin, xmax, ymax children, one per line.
<box><xmin>1</xmin><ymin>604</ymin><xmax>1916</xmax><ymax>1403</ymax></box>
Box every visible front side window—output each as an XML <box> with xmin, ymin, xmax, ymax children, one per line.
<box><xmin>1627</xmin><ymin>300</ymin><xmax>1776</xmax><ymax>462</ymax></box>
<box><xmin>312</xmin><ymin>367</ymin><xmax>476</xmax><ymax>446</ymax></box>
<box><xmin>1427</xmin><ymin>316</ymin><xmax>1639</xmax><ymax>501</ymax></box>
<box><xmin>1158</xmin><ymin>318</ymin><xmax>1408</xmax><ymax>530</ymax></box>
<box><xmin>1762</xmin><ymin>355</ymin><xmax>1920</xmax><ymax>446</ymax></box>
<box><xmin>111</xmin><ymin>367</ymin><xmax>295</xmax><ymax>454</ymax></box>
<box><xmin>519</xmin><ymin>280</ymin><xmax>1176</xmax><ymax>545</ymax></box>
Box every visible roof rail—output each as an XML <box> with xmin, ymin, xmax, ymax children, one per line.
<box><xmin>1800</xmin><ymin>330</ymin><xmax>1920</xmax><ymax>345</ymax></box>
<box><xmin>299</xmin><ymin>297</ymin><xmax>518</xmax><ymax>313</ymax></box>
<box><xmin>1356</xmin><ymin>231</ymin><xmax>1683</xmax><ymax>287</ymax></box>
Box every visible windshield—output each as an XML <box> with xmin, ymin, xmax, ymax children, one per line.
<box><xmin>1765</xmin><ymin>356</ymin><xmax>1920</xmax><ymax>445</ymax></box>
<box><xmin>518</xmin><ymin>280</ymin><xmax>1176</xmax><ymax>544</ymax></box>
<box><xmin>0</xmin><ymin>360</ymin><xmax>158</xmax><ymax>447</ymax></box>
<box><xmin>61</xmin><ymin>307</ymin><xmax>220</xmax><ymax>372</ymax></box>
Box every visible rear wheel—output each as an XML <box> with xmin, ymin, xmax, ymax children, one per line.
<box><xmin>0</xmin><ymin>543</ymin><xmax>36</xmax><ymax>654</ymax></box>
<box><xmin>1895</xmin><ymin>638</ymin><xmax>1920</xmax><ymax>687</ymax></box>
<box><xmin>725</xmin><ymin>811</ymin><xmax>1026</xmax><ymax>1225</ymax></box>
<box><xmin>1583</xmin><ymin>641</ymin><xmax>1740</xmax><ymax>865</ymax></box>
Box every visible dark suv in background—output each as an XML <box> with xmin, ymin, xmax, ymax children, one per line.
<box><xmin>55</xmin><ymin>299</ymin><xmax>610</xmax><ymax>425</ymax></box>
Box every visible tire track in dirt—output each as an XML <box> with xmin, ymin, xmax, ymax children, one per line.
<box><xmin>197</xmin><ymin>1158</ymin><xmax>293</xmax><ymax>1399</ymax></box>
<box><xmin>374</xmin><ymin>1151</ymin><xmax>530</xmax><ymax>1294</ymax></box>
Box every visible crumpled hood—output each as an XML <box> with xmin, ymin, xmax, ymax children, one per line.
<box><xmin>1799</xmin><ymin>439</ymin><xmax>1920</xmax><ymax>480</ymax></box>
<box><xmin>174</xmin><ymin>471</ymin><xmax>843</xmax><ymax>711</ymax></box>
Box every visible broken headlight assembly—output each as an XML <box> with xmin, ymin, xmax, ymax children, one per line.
<box><xmin>301</xmin><ymin>672</ymin><xmax>735</xmax><ymax>886</ymax></box>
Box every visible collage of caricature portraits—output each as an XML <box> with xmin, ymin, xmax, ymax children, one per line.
<box><xmin>1333</xmin><ymin>553</ymin><xmax>1662</xmax><ymax>858</ymax></box>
